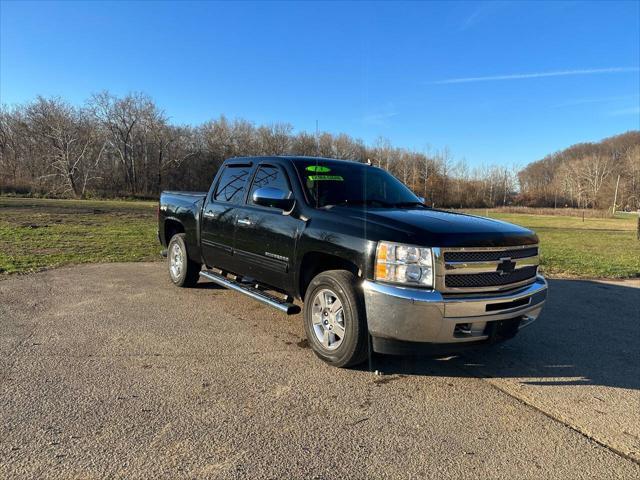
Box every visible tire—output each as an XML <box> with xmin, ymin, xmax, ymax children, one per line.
<box><xmin>167</xmin><ymin>233</ymin><xmax>201</xmax><ymax>287</ymax></box>
<box><xmin>303</xmin><ymin>270</ymin><xmax>368</xmax><ymax>368</ymax></box>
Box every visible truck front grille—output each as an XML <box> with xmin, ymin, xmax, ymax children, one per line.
<box><xmin>445</xmin><ymin>266</ymin><xmax>538</xmax><ymax>288</ymax></box>
<box><xmin>443</xmin><ymin>247</ymin><xmax>538</xmax><ymax>263</ymax></box>
<box><xmin>438</xmin><ymin>245</ymin><xmax>539</xmax><ymax>293</ymax></box>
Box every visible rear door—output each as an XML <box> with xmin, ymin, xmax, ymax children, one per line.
<box><xmin>201</xmin><ymin>163</ymin><xmax>253</xmax><ymax>272</ymax></box>
<box><xmin>233</xmin><ymin>162</ymin><xmax>303</xmax><ymax>290</ymax></box>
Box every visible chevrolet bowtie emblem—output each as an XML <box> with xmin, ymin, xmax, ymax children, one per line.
<box><xmin>497</xmin><ymin>258</ymin><xmax>516</xmax><ymax>276</ymax></box>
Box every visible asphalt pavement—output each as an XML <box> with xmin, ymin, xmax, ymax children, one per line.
<box><xmin>1</xmin><ymin>263</ymin><xmax>639</xmax><ymax>479</ymax></box>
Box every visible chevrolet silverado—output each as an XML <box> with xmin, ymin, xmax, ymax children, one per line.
<box><xmin>158</xmin><ymin>157</ymin><xmax>547</xmax><ymax>367</ymax></box>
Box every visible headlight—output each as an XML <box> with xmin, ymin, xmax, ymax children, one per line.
<box><xmin>375</xmin><ymin>241</ymin><xmax>433</xmax><ymax>287</ymax></box>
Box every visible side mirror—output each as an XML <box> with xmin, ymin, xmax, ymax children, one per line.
<box><xmin>418</xmin><ymin>196</ymin><xmax>426</xmax><ymax>204</ymax></box>
<box><xmin>252</xmin><ymin>187</ymin><xmax>295</xmax><ymax>211</ymax></box>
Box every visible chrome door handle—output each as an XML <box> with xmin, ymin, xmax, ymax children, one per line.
<box><xmin>237</xmin><ymin>218</ymin><xmax>252</xmax><ymax>226</ymax></box>
<box><xmin>203</xmin><ymin>211</ymin><xmax>218</xmax><ymax>219</ymax></box>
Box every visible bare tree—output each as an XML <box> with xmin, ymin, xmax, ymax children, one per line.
<box><xmin>25</xmin><ymin>97</ymin><xmax>103</xmax><ymax>197</ymax></box>
<box><xmin>0</xmin><ymin>106</ymin><xmax>26</xmax><ymax>188</ymax></box>
<box><xmin>291</xmin><ymin>132</ymin><xmax>318</xmax><ymax>156</ymax></box>
<box><xmin>151</xmin><ymin>123</ymin><xmax>198</xmax><ymax>194</ymax></box>
<box><xmin>89</xmin><ymin>91</ymin><xmax>158</xmax><ymax>195</ymax></box>
<box><xmin>575</xmin><ymin>154</ymin><xmax>612</xmax><ymax>207</ymax></box>
<box><xmin>258</xmin><ymin>123</ymin><xmax>292</xmax><ymax>155</ymax></box>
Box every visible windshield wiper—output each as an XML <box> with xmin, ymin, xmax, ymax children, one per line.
<box><xmin>393</xmin><ymin>201</ymin><xmax>428</xmax><ymax>208</ymax></box>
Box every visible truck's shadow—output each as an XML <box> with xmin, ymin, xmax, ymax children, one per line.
<box><xmin>192</xmin><ymin>281</ymin><xmax>224</xmax><ymax>290</ymax></box>
<box><xmin>368</xmin><ymin>279</ymin><xmax>640</xmax><ymax>391</ymax></box>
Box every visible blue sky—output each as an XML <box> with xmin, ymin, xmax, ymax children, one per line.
<box><xmin>1</xmin><ymin>1</ymin><xmax>639</xmax><ymax>167</ymax></box>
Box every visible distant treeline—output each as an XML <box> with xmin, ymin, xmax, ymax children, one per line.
<box><xmin>1</xmin><ymin>92</ymin><xmax>638</xmax><ymax>211</ymax></box>
<box><xmin>518</xmin><ymin>131</ymin><xmax>640</xmax><ymax>211</ymax></box>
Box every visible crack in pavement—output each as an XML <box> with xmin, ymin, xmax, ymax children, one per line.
<box><xmin>452</xmin><ymin>361</ymin><xmax>640</xmax><ymax>466</ymax></box>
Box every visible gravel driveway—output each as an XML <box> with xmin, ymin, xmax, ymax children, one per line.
<box><xmin>1</xmin><ymin>263</ymin><xmax>638</xmax><ymax>479</ymax></box>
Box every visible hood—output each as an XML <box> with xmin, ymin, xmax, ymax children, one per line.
<box><xmin>332</xmin><ymin>207</ymin><xmax>538</xmax><ymax>247</ymax></box>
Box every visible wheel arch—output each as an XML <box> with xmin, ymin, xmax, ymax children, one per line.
<box><xmin>164</xmin><ymin>218</ymin><xmax>185</xmax><ymax>245</ymax></box>
<box><xmin>297</xmin><ymin>252</ymin><xmax>361</xmax><ymax>300</ymax></box>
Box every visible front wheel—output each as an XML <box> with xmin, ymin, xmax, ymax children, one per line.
<box><xmin>303</xmin><ymin>270</ymin><xmax>368</xmax><ymax>368</ymax></box>
<box><xmin>167</xmin><ymin>233</ymin><xmax>201</xmax><ymax>287</ymax></box>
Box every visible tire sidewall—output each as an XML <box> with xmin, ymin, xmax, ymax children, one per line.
<box><xmin>167</xmin><ymin>234</ymin><xmax>188</xmax><ymax>286</ymax></box>
<box><xmin>303</xmin><ymin>271</ymin><xmax>365</xmax><ymax>367</ymax></box>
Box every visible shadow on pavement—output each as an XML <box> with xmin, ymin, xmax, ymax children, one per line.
<box><xmin>192</xmin><ymin>281</ymin><xmax>225</xmax><ymax>290</ymax></box>
<box><xmin>370</xmin><ymin>279</ymin><xmax>640</xmax><ymax>391</ymax></box>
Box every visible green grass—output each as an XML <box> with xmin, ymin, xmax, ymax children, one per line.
<box><xmin>1</xmin><ymin>198</ymin><xmax>639</xmax><ymax>279</ymax></box>
<box><xmin>465</xmin><ymin>210</ymin><xmax>640</xmax><ymax>279</ymax></box>
<box><xmin>0</xmin><ymin>197</ymin><xmax>159</xmax><ymax>275</ymax></box>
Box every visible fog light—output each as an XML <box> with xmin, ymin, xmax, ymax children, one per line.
<box><xmin>454</xmin><ymin>323</ymin><xmax>472</xmax><ymax>336</ymax></box>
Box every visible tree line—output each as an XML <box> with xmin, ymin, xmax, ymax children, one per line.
<box><xmin>1</xmin><ymin>92</ymin><xmax>638</xmax><ymax>211</ymax></box>
<box><xmin>518</xmin><ymin>131</ymin><xmax>640</xmax><ymax>211</ymax></box>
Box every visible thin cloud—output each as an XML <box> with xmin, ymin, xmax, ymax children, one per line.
<box><xmin>459</xmin><ymin>1</ymin><xmax>509</xmax><ymax>32</ymax></box>
<box><xmin>362</xmin><ymin>111</ymin><xmax>399</xmax><ymax>126</ymax></box>
<box><xmin>459</xmin><ymin>7</ymin><xmax>485</xmax><ymax>31</ymax></box>
<box><xmin>608</xmin><ymin>106</ymin><xmax>640</xmax><ymax>117</ymax></box>
<box><xmin>433</xmin><ymin>67</ymin><xmax>640</xmax><ymax>84</ymax></box>
<box><xmin>553</xmin><ymin>94</ymin><xmax>639</xmax><ymax>108</ymax></box>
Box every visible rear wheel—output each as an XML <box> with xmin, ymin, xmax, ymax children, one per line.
<box><xmin>303</xmin><ymin>270</ymin><xmax>368</xmax><ymax>368</ymax></box>
<box><xmin>167</xmin><ymin>233</ymin><xmax>200</xmax><ymax>287</ymax></box>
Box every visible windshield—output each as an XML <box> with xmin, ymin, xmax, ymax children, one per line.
<box><xmin>295</xmin><ymin>160</ymin><xmax>421</xmax><ymax>208</ymax></box>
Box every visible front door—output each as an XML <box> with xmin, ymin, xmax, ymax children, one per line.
<box><xmin>233</xmin><ymin>163</ymin><xmax>302</xmax><ymax>291</ymax></box>
<box><xmin>201</xmin><ymin>163</ymin><xmax>253</xmax><ymax>272</ymax></box>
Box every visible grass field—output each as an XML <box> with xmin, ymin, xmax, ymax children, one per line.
<box><xmin>1</xmin><ymin>197</ymin><xmax>639</xmax><ymax>279</ymax></box>
<box><xmin>466</xmin><ymin>209</ymin><xmax>640</xmax><ymax>278</ymax></box>
<box><xmin>0</xmin><ymin>197</ymin><xmax>159</xmax><ymax>275</ymax></box>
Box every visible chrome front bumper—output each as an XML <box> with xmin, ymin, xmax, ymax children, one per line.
<box><xmin>362</xmin><ymin>275</ymin><xmax>548</xmax><ymax>345</ymax></box>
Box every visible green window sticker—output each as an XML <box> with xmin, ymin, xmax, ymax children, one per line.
<box><xmin>308</xmin><ymin>175</ymin><xmax>344</xmax><ymax>181</ymax></box>
<box><xmin>306</xmin><ymin>165</ymin><xmax>331</xmax><ymax>173</ymax></box>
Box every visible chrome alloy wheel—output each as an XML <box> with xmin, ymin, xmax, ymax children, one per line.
<box><xmin>311</xmin><ymin>288</ymin><xmax>346</xmax><ymax>350</ymax></box>
<box><xmin>169</xmin><ymin>242</ymin><xmax>183</xmax><ymax>280</ymax></box>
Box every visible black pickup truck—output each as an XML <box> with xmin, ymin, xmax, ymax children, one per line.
<box><xmin>159</xmin><ymin>156</ymin><xmax>547</xmax><ymax>367</ymax></box>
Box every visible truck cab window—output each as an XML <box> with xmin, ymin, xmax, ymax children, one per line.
<box><xmin>213</xmin><ymin>166</ymin><xmax>251</xmax><ymax>204</ymax></box>
<box><xmin>248</xmin><ymin>165</ymin><xmax>290</xmax><ymax>204</ymax></box>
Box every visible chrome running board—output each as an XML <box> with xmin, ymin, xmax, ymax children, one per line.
<box><xmin>199</xmin><ymin>270</ymin><xmax>300</xmax><ymax>315</ymax></box>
